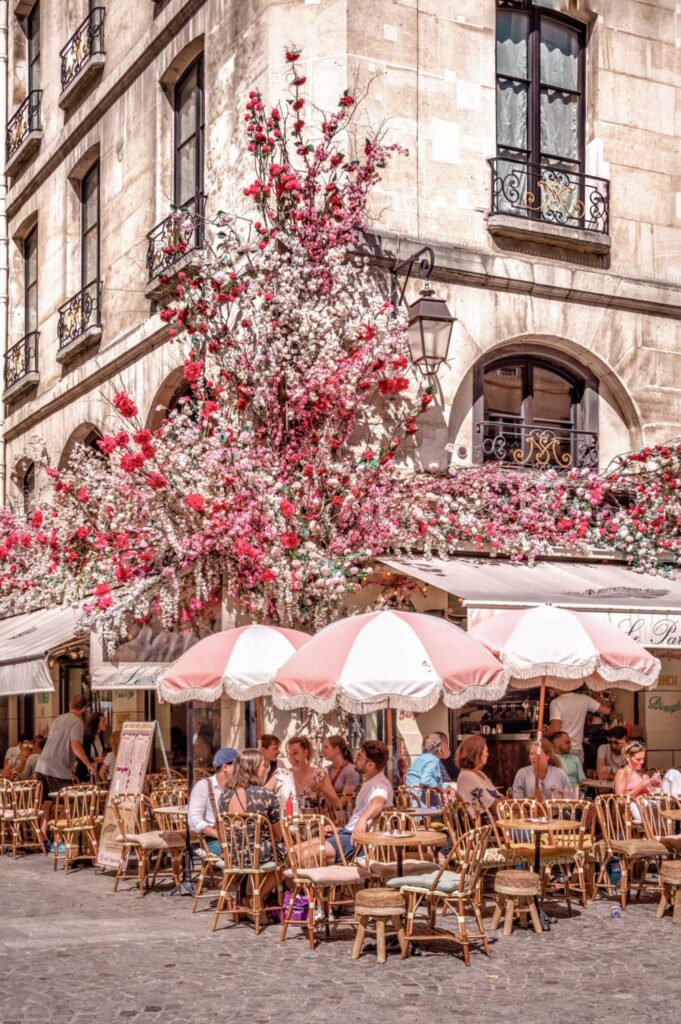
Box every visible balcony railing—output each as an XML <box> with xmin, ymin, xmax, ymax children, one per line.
<box><xmin>146</xmin><ymin>195</ymin><xmax>205</xmax><ymax>281</ymax></box>
<box><xmin>6</xmin><ymin>90</ymin><xmax>41</xmax><ymax>164</ymax></box>
<box><xmin>488</xmin><ymin>157</ymin><xmax>610</xmax><ymax>236</ymax></box>
<box><xmin>4</xmin><ymin>332</ymin><xmax>39</xmax><ymax>395</ymax></box>
<box><xmin>60</xmin><ymin>7</ymin><xmax>106</xmax><ymax>95</ymax></box>
<box><xmin>57</xmin><ymin>281</ymin><xmax>102</xmax><ymax>353</ymax></box>
<box><xmin>475</xmin><ymin>421</ymin><xmax>598</xmax><ymax>470</ymax></box>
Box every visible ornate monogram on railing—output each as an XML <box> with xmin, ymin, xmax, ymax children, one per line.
<box><xmin>58</xmin><ymin>281</ymin><xmax>101</xmax><ymax>349</ymax></box>
<box><xmin>4</xmin><ymin>332</ymin><xmax>39</xmax><ymax>391</ymax></box>
<box><xmin>146</xmin><ymin>196</ymin><xmax>205</xmax><ymax>280</ymax></box>
<box><xmin>477</xmin><ymin>422</ymin><xmax>598</xmax><ymax>470</ymax></box>
<box><xmin>60</xmin><ymin>7</ymin><xmax>106</xmax><ymax>93</ymax></box>
<box><xmin>6</xmin><ymin>91</ymin><xmax>41</xmax><ymax>160</ymax></box>
<box><xmin>489</xmin><ymin>157</ymin><xmax>609</xmax><ymax>235</ymax></box>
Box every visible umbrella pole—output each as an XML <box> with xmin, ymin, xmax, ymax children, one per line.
<box><xmin>386</xmin><ymin>708</ymin><xmax>397</xmax><ymax>789</ymax></box>
<box><xmin>255</xmin><ymin>697</ymin><xmax>262</xmax><ymax>742</ymax></box>
<box><xmin>534</xmin><ymin>677</ymin><xmax>546</xmax><ymax>803</ymax></box>
<box><xmin>177</xmin><ymin>701</ymin><xmax>195</xmax><ymax>896</ymax></box>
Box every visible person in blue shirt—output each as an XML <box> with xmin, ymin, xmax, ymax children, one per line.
<box><xmin>405</xmin><ymin>733</ymin><xmax>446</xmax><ymax>794</ymax></box>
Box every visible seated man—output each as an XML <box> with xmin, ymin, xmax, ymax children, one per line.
<box><xmin>324</xmin><ymin>740</ymin><xmax>393</xmax><ymax>864</ymax></box>
<box><xmin>405</xmin><ymin>733</ymin><xmax>445</xmax><ymax>793</ymax></box>
<box><xmin>259</xmin><ymin>733</ymin><xmax>283</xmax><ymax>785</ymax></box>
<box><xmin>550</xmin><ymin>730</ymin><xmax>585</xmax><ymax>789</ymax></box>
<box><xmin>187</xmin><ymin>747</ymin><xmax>238</xmax><ymax>855</ymax></box>
<box><xmin>596</xmin><ymin>726</ymin><xmax>627</xmax><ymax>781</ymax></box>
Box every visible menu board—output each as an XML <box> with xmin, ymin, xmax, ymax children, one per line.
<box><xmin>96</xmin><ymin>721</ymin><xmax>156</xmax><ymax>871</ymax></box>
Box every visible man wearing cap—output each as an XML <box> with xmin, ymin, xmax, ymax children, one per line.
<box><xmin>187</xmin><ymin>747</ymin><xmax>238</xmax><ymax>855</ymax></box>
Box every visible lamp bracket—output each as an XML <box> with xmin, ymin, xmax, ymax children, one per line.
<box><xmin>390</xmin><ymin>245</ymin><xmax>435</xmax><ymax>310</ymax></box>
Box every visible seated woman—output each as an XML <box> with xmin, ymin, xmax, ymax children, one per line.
<box><xmin>281</xmin><ymin>735</ymin><xmax>342</xmax><ymax>816</ymax></box>
<box><xmin>323</xmin><ymin>735</ymin><xmax>360</xmax><ymax>809</ymax></box>
<box><xmin>219</xmin><ymin>748</ymin><xmax>286</xmax><ymax>874</ymax></box>
<box><xmin>614</xmin><ymin>740</ymin><xmax>661</xmax><ymax>820</ymax></box>
<box><xmin>512</xmin><ymin>738</ymin><xmax>570</xmax><ymax>801</ymax></box>
<box><xmin>455</xmin><ymin>735</ymin><xmax>503</xmax><ymax>820</ymax></box>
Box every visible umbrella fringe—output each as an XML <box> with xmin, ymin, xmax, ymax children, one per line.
<box><xmin>272</xmin><ymin>678</ymin><xmax>511</xmax><ymax>715</ymax></box>
<box><xmin>501</xmin><ymin>657</ymin><xmax>601</xmax><ymax>681</ymax></box>
<box><xmin>597</xmin><ymin>660</ymin><xmax>661</xmax><ymax>686</ymax></box>
<box><xmin>222</xmin><ymin>680</ymin><xmax>273</xmax><ymax>701</ymax></box>
<box><xmin>156</xmin><ymin>682</ymin><xmax>224</xmax><ymax>704</ymax></box>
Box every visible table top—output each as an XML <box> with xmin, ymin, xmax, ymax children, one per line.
<box><xmin>660</xmin><ymin>809</ymin><xmax>681</xmax><ymax>822</ymax></box>
<box><xmin>152</xmin><ymin>805</ymin><xmax>188</xmax><ymax>816</ymax></box>
<box><xmin>405</xmin><ymin>807</ymin><xmax>443</xmax><ymax>819</ymax></box>
<box><xmin>580</xmin><ymin>779</ymin><xmax>614</xmax><ymax>789</ymax></box>
<box><xmin>498</xmin><ymin>818</ymin><xmax>584</xmax><ymax>833</ymax></box>
<box><xmin>355</xmin><ymin>829</ymin><xmax>447</xmax><ymax>848</ymax></box>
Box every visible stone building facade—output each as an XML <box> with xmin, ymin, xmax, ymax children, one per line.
<box><xmin>2</xmin><ymin>0</ymin><xmax>681</xmax><ymax>752</ymax></box>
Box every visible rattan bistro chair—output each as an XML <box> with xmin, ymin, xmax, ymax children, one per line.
<box><xmin>49</xmin><ymin>786</ymin><xmax>100</xmax><ymax>872</ymax></box>
<box><xmin>5</xmin><ymin>780</ymin><xmax>45</xmax><ymax>858</ymax></box>
<box><xmin>211</xmin><ymin>811</ymin><xmax>284</xmax><ymax>934</ymax></box>
<box><xmin>637</xmin><ymin>794</ymin><xmax>681</xmax><ymax>856</ymax></box>
<box><xmin>387</xmin><ymin>825</ymin><xmax>492</xmax><ymax>965</ymax></box>
<box><xmin>110</xmin><ymin>795</ymin><xmax>184</xmax><ymax>896</ymax></box>
<box><xmin>595</xmin><ymin>794</ymin><xmax>668</xmax><ymax>909</ymax></box>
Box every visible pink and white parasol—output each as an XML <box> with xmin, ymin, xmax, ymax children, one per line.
<box><xmin>272</xmin><ymin>609</ymin><xmax>508</xmax><ymax>714</ymax></box>
<box><xmin>469</xmin><ymin>604</ymin><xmax>660</xmax><ymax>691</ymax></box>
<box><xmin>158</xmin><ymin>624</ymin><xmax>310</xmax><ymax>704</ymax></box>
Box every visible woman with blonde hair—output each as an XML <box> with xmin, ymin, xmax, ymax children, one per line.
<box><xmin>455</xmin><ymin>735</ymin><xmax>503</xmax><ymax>820</ymax></box>
<box><xmin>282</xmin><ymin>735</ymin><xmax>342</xmax><ymax>814</ymax></box>
<box><xmin>614</xmin><ymin>740</ymin><xmax>661</xmax><ymax>801</ymax></box>
<box><xmin>219</xmin><ymin>748</ymin><xmax>285</xmax><ymax>862</ymax></box>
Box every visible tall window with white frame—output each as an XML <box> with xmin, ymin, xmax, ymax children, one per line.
<box><xmin>27</xmin><ymin>2</ymin><xmax>41</xmax><ymax>95</ymax></box>
<box><xmin>81</xmin><ymin>162</ymin><xmax>100</xmax><ymax>293</ymax></box>
<box><xmin>492</xmin><ymin>1</ymin><xmax>607</xmax><ymax>233</ymax></box>
<box><xmin>24</xmin><ymin>227</ymin><xmax>38</xmax><ymax>338</ymax></box>
<box><xmin>174</xmin><ymin>57</ymin><xmax>204</xmax><ymax>215</ymax></box>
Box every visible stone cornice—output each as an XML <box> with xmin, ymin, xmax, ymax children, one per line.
<box><xmin>363</xmin><ymin>231</ymin><xmax>681</xmax><ymax>321</ymax></box>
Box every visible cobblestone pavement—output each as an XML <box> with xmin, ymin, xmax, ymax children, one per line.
<box><xmin>1</xmin><ymin>855</ymin><xmax>679</xmax><ymax>1024</ymax></box>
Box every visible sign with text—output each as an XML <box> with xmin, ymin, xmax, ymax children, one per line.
<box><xmin>96</xmin><ymin>721</ymin><xmax>155</xmax><ymax>871</ymax></box>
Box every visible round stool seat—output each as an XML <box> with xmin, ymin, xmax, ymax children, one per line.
<box><xmin>660</xmin><ymin>861</ymin><xmax>681</xmax><ymax>885</ymax></box>
<box><xmin>495</xmin><ymin>869</ymin><xmax>541</xmax><ymax>897</ymax></box>
<box><xmin>355</xmin><ymin>887</ymin><xmax>405</xmax><ymax>912</ymax></box>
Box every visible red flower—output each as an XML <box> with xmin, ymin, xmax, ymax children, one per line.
<box><xmin>285</xmin><ymin>49</ymin><xmax>300</xmax><ymax>62</ymax></box>
<box><xmin>361</xmin><ymin>450</ymin><xmax>374</xmax><ymax>461</ymax></box>
<box><xmin>133</xmin><ymin>429</ymin><xmax>152</xmax><ymax>446</ymax></box>
<box><xmin>280</xmin><ymin>531</ymin><xmax>300</xmax><ymax>550</ymax></box>
<box><xmin>278</xmin><ymin>498</ymin><xmax>295</xmax><ymax>517</ymax></box>
<box><xmin>94</xmin><ymin>582</ymin><xmax>111</xmax><ymax>596</ymax></box>
<box><xmin>31</xmin><ymin>510</ymin><xmax>43</xmax><ymax>529</ymax></box>
<box><xmin>120</xmin><ymin>453</ymin><xmax>144</xmax><ymax>473</ymax></box>
<box><xmin>339</xmin><ymin>94</ymin><xmax>355</xmax><ymax>108</ymax></box>
<box><xmin>187</xmin><ymin>493</ymin><xmax>205</xmax><ymax>512</ymax></box>
<box><xmin>183</xmin><ymin>359</ymin><xmax>204</xmax><ymax>383</ymax></box>
<box><xmin>113</xmin><ymin>391</ymin><xmax>138</xmax><ymax>418</ymax></box>
<box><xmin>44</xmin><ymin>467</ymin><xmax>60</xmax><ymax>479</ymax></box>
<box><xmin>146</xmin><ymin>471</ymin><xmax>167</xmax><ymax>490</ymax></box>
<box><xmin>115</xmin><ymin>432</ymin><xmax>129</xmax><ymax>447</ymax></box>
<box><xmin>259</xmin><ymin>569</ymin><xmax>277</xmax><ymax>583</ymax></box>
<box><xmin>76</xmin><ymin>488</ymin><xmax>89</xmax><ymax>502</ymax></box>
<box><xmin>97</xmin><ymin>435</ymin><xmax>117</xmax><ymax>455</ymax></box>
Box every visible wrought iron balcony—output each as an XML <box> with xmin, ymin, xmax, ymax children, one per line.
<box><xmin>146</xmin><ymin>195</ymin><xmax>205</xmax><ymax>284</ymax></box>
<box><xmin>57</xmin><ymin>280</ymin><xmax>102</xmax><ymax>363</ymax></box>
<box><xmin>6</xmin><ymin>91</ymin><xmax>42</xmax><ymax>174</ymax></box>
<box><xmin>488</xmin><ymin>157</ymin><xmax>610</xmax><ymax>252</ymax></box>
<box><xmin>4</xmin><ymin>332</ymin><xmax>39</xmax><ymax>399</ymax></box>
<box><xmin>60</xmin><ymin>7</ymin><xmax>106</xmax><ymax>109</ymax></box>
<box><xmin>475</xmin><ymin>421</ymin><xmax>598</xmax><ymax>471</ymax></box>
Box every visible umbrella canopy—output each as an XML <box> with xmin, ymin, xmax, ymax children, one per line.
<box><xmin>272</xmin><ymin>609</ymin><xmax>508</xmax><ymax>714</ymax></box>
<box><xmin>469</xmin><ymin>604</ymin><xmax>661</xmax><ymax>691</ymax></box>
<box><xmin>158</xmin><ymin>624</ymin><xmax>310</xmax><ymax>704</ymax></box>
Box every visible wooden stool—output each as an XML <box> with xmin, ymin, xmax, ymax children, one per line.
<box><xmin>351</xmin><ymin>888</ymin><xmax>409</xmax><ymax>963</ymax></box>
<box><xmin>491</xmin><ymin>870</ymin><xmax>542</xmax><ymax>936</ymax></box>
<box><xmin>656</xmin><ymin>861</ymin><xmax>681</xmax><ymax>925</ymax></box>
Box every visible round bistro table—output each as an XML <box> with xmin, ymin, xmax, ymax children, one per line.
<box><xmin>354</xmin><ymin>829</ymin><xmax>447</xmax><ymax>876</ymax></box>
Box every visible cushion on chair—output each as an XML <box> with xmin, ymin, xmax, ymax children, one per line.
<box><xmin>482</xmin><ymin>847</ymin><xmax>524</xmax><ymax>867</ymax></box>
<box><xmin>293</xmin><ymin>864</ymin><xmax>369</xmax><ymax>885</ymax></box>
<box><xmin>367</xmin><ymin>858</ymin><xmax>434</xmax><ymax>879</ymax></box>
<box><xmin>610</xmin><ymin>839</ymin><xmax>668</xmax><ymax>858</ymax></box>
<box><xmin>127</xmin><ymin>830</ymin><xmax>186</xmax><ymax>851</ymax></box>
<box><xmin>387</xmin><ymin>870</ymin><xmax>461</xmax><ymax>894</ymax></box>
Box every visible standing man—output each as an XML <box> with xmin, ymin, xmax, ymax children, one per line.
<box><xmin>187</xmin><ymin>747</ymin><xmax>238</xmax><ymax>854</ymax></box>
<box><xmin>548</xmin><ymin>688</ymin><xmax>610</xmax><ymax>763</ymax></box>
<box><xmin>550</xmin><ymin>730</ymin><xmax>585</xmax><ymax>789</ymax></box>
<box><xmin>596</xmin><ymin>726</ymin><xmax>628</xmax><ymax>780</ymax></box>
<box><xmin>259</xmin><ymin>734</ymin><xmax>282</xmax><ymax>784</ymax></box>
<box><xmin>36</xmin><ymin>694</ymin><xmax>94</xmax><ymax>841</ymax></box>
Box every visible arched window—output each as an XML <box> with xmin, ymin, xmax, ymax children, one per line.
<box><xmin>475</xmin><ymin>353</ymin><xmax>597</xmax><ymax>469</ymax></box>
<box><xmin>21</xmin><ymin>461</ymin><xmax>36</xmax><ymax>516</ymax></box>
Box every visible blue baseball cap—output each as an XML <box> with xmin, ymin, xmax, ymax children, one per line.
<box><xmin>213</xmin><ymin>747</ymin><xmax>238</xmax><ymax>769</ymax></box>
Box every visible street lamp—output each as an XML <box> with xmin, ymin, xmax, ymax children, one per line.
<box><xmin>390</xmin><ymin>245</ymin><xmax>455</xmax><ymax>378</ymax></box>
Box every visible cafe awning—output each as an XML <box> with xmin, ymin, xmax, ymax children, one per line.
<box><xmin>0</xmin><ymin>604</ymin><xmax>83</xmax><ymax>696</ymax></box>
<box><xmin>379</xmin><ymin>557</ymin><xmax>681</xmax><ymax>649</ymax></box>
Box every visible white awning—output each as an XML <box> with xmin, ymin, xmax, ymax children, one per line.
<box><xmin>380</xmin><ymin>557</ymin><xmax>681</xmax><ymax>649</ymax></box>
<box><xmin>0</xmin><ymin>605</ymin><xmax>83</xmax><ymax>696</ymax></box>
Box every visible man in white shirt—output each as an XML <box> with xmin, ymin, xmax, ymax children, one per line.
<box><xmin>187</xmin><ymin>747</ymin><xmax>238</xmax><ymax>855</ymax></box>
<box><xmin>548</xmin><ymin>689</ymin><xmax>610</xmax><ymax>763</ymax></box>
<box><xmin>324</xmin><ymin>740</ymin><xmax>393</xmax><ymax>863</ymax></box>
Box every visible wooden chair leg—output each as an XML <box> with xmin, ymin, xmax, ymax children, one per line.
<box><xmin>376</xmin><ymin>918</ymin><xmax>387</xmax><ymax>964</ymax></box>
<box><xmin>307</xmin><ymin>888</ymin><xmax>316</xmax><ymax>950</ymax></box>
<box><xmin>472</xmin><ymin>903</ymin><xmax>490</xmax><ymax>956</ymax></box>
<box><xmin>503</xmin><ymin>897</ymin><xmax>515</xmax><ymax>936</ymax></box>
<box><xmin>351</xmin><ymin>915</ymin><xmax>367</xmax><ymax>960</ymax></box>
<box><xmin>673</xmin><ymin>888</ymin><xmax>681</xmax><ymax>926</ymax></box>
<box><xmin>491</xmin><ymin>899</ymin><xmax>503</xmax><ymax>931</ymax></box>
<box><xmin>392</xmin><ymin>915</ymin><xmax>409</xmax><ymax>959</ymax></box>
<box><xmin>528</xmin><ymin>899</ymin><xmax>542</xmax><ymax>934</ymax></box>
<box><xmin>656</xmin><ymin>886</ymin><xmax>668</xmax><ymax>919</ymax></box>
<box><xmin>620</xmin><ymin>862</ymin><xmax>629</xmax><ymax>910</ymax></box>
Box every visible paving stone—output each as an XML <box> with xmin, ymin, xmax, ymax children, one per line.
<box><xmin>1</xmin><ymin>855</ymin><xmax>680</xmax><ymax>1024</ymax></box>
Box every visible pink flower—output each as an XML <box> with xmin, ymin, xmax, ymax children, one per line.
<box><xmin>278</xmin><ymin>498</ymin><xmax>295</xmax><ymax>517</ymax></box>
<box><xmin>76</xmin><ymin>488</ymin><xmax>89</xmax><ymax>502</ymax></box>
<box><xmin>183</xmin><ymin>360</ymin><xmax>204</xmax><ymax>384</ymax></box>
<box><xmin>280</xmin><ymin>531</ymin><xmax>300</xmax><ymax>550</ymax></box>
<box><xmin>113</xmin><ymin>391</ymin><xmax>138</xmax><ymax>418</ymax></box>
<box><xmin>44</xmin><ymin>467</ymin><xmax>60</xmax><ymax>479</ymax></box>
<box><xmin>97</xmin><ymin>435</ymin><xmax>118</xmax><ymax>455</ymax></box>
<box><xmin>94</xmin><ymin>582</ymin><xmax>111</xmax><ymax>596</ymax></box>
<box><xmin>187</xmin><ymin>493</ymin><xmax>205</xmax><ymax>512</ymax></box>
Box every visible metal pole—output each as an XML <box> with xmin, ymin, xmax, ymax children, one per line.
<box><xmin>0</xmin><ymin>0</ymin><xmax>9</xmax><ymax>505</ymax></box>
